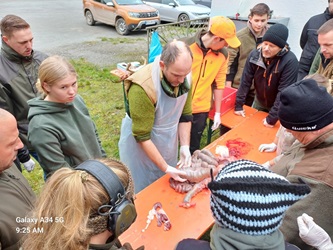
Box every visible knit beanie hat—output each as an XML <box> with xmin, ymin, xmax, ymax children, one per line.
<box><xmin>262</xmin><ymin>23</ymin><xmax>288</xmax><ymax>48</ymax></box>
<box><xmin>208</xmin><ymin>159</ymin><xmax>310</xmax><ymax>236</ymax></box>
<box><xmin>279</xmin><ymin>78</ymin><xmax>333</xmax><ymax>131</ymax></box>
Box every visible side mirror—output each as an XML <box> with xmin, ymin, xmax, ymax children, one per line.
<box><xmin>106</xmin><ymin>1</ymin><xmax>115</xmax><ymax>7</ymax></box>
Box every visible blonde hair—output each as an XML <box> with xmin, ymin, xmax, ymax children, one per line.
<box><xmin>304</xmin><ymin>73</ymin><xmax>333</xmax><ymax>95</ymax></box>
<box><xmin>22</xmin><ymin>158</ymin><xmax>134</xmax><ymax>250</ymax></box>
<box><xmin>36</xmin><ymin>55</ymin><xmax>77</xmax><ymax>98</ymax></box>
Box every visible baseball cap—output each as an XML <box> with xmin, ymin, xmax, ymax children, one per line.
<box><xmin>209</xmin><ymin>16</ymin><xmax>241</xmax><ymax>48</ymax></box>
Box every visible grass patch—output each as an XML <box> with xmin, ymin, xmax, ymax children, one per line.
<box><xmin>98</xmin><ymin>37</ymin><xmax>145</xmax><ymax>44</ymax></box>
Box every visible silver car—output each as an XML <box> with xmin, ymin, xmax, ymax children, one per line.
<box><xmin>144</xmin><ymin>0</ymin><xmax>210</xmax><ymax>22</ymax></box>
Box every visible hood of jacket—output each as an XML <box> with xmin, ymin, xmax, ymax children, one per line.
<box><xmin>210</xmin><ymin>224</ymin><xmax>285</xmax><ymax>250</ymax></box>
<box><xmin>1</xmin><ymin>38</ymin><xmax>35</xmax><ymax>63</ymax></box>
<box><xmin>185</xmin><ymin>29</ymin><xmax>228</xmax><ymax>58</ymax></box>
<box><xmin>250</xmin><ymin>45</ymin><xmax>290</xmax><ymax>69</ymax></box>
<box><xmin>27</xmin><ymin>96</ymin><xmax>77</xmax><ymax>121</ymax></box>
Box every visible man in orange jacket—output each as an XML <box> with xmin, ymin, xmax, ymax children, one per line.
<box><xmin>185</xmin><ymin>16</ymin><xmax>241</xmax><ymax>153</ymax></box>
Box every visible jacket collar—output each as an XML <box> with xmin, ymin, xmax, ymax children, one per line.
<box><xmin>247</xmin><ymin>20</ymin><xmax>269</xmax><ymax>39</ymax></box>
<box><xmin>194</xmin><ymin>29</ymin><xmax>220</xmax><ymax>55</ymax></box>
<box><xmin>160</xmin><ymin>71</ymin><xmax>190</xmax><ymax>98</ymax></box>
<box><xmin>1</xmin><ymin>38</ymin><xmax>34</xmax><ymax>63</ymax></box>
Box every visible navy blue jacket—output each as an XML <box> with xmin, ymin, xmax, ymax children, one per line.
<box><xmin>235</xmin><ymin>46</ymin><xmax>298</xmax><ymax>125</ymax></box>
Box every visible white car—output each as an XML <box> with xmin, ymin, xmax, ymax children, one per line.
<box><xmin>144</xmin><ymin>0</ymin><xmax>210</xmax><ymax>23</ymax></box>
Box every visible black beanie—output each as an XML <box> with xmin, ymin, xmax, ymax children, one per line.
<box><xmin>278</xmin><ymin>78</ymin><xmax>333</xmax><ymax>131</ymax></box>
<box><xmin>262</xmin><ymin>23</ymin><xmax>288</xmax><ymax>48</ymax></box>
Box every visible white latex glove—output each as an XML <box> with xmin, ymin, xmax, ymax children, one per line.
<box><xmin>262</xmin><ymin>161</ymin><xmax>271</xmax><ymax>169</ymax></box>
<box><xmin>211</xmin><ymin>112</ymin><xmax>221</xmax><ymax>131</ymax></box>
<box><xmin>22</xmin><ymin>158</ymin><xmax>35</xmax><ymax>172</ymax></box>
<box><xmin>258</xmin><ymin>142</ymin><xmax>277</xmax><ymax>153</ymax></box>
<box><xmin>234</xmin><ymin>110</ymin><xmax>245</xmax><ymax>117</ymax></box>
<box><xmin>165</xmin><ymin>165</ymin><xmax>187</xmax><ymax>182</ymax></box>
<box><xmin>178</xmin><ymin>145</ymin><xmax>191</xmax><ymax>168</ymax></box>
<box><xmin>297</xmin><ymin>213</ymin><xmax>333</xmax><ymax>250</ymax></box>
<box><xmin>263</xmin><ymin>118</ymin><xmax>274</xmax><ymax>128</ymax></box>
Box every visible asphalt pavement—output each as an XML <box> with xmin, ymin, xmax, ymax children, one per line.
<box><xmin>0</xmin><ymin>0</ymin><xmax>146</xmax><ymax>51</ymax></box>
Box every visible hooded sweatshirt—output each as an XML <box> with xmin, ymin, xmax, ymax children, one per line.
<box><xmin>27</xmin><ymin>95</ymin><xmax>106</xmax><ymax>177</ymax></box>
<box><xmin>210</xmin><ymin>224</ymin><xmax>285</xmax><ymax>250</ymax></box>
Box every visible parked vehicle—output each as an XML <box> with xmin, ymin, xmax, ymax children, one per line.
<box><xmin>144</xmin><ymin>0</ymin><xmax>210</xmax><ymax>23</ymax></box>
<box><xmin>83</xmin><ymin>0</ymin><xmax>160</xmax><ymax>35</ymax></box>
<box><xmin>192</xmin><ymin>0</ymin><xmax>211</xmax><ymax>8</ymax></box>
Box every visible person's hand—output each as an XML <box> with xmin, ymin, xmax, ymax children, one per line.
<box><xmin>178</xmin><ymin>145</ymin><xmax>191</xmax><ymax>168</ymax></box>
<box><xmin>165</xmin><ymin>165</ymin><xmax>186</xmax><ymax>182</ymax></box>
<box><xmin>234</xmin><ymin>110</ymin><xmax>245</xmax><ymax>117</ymax></box>
<box><xmin>258</xmin><ymin>142</ymin><xmax>277</xmax><ymax>153</ymax></box>
<box><xmin>297</xmin><ymin>213</ymin><xmax>333</xmax><ymax>250</ymax></box>
<box><xmin>22</xmin><ymin>158</ymin><xmax>35</xmax><ymax>172</ymax></box>
<box><xmin>262</xmin><ymin>161</ymin><xmax>271</xmax><ymax>169</ymax></box>
<box><xmin>263</xmin><ymin>118</ymin><xmax>274</xmax><ymax>128</ymax></box>
<box><xmin>225</xmin><ymin>81</ymin><xmax>232</xmax><ymax>88</ymax></box>
<box><xmin>211</xmin><ymin>112</ymin><xmax>221</xmax><ymax>131</ymax></box>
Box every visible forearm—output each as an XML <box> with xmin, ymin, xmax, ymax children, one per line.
<box><xmin>213</xmin><ymin>89</ymin><xmax>223</xmax><ymax>113</ymax></box>
<box><xmin>138</xmin><ymin>139</ymin><xmax>168</xmax><ymax>172</ymax></box>
<box><xmin>178</xmin><ymin>121</ymin><xmax>191</xmax><ymax>146</ymax></box>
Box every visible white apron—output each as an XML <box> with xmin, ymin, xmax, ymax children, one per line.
<box><xmin>118</xmin><ymin>57</ymin><xmax>189</xmax><ymax>193</ymax></box>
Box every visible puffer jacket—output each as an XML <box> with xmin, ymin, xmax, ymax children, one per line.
<box><xmin>270</xmin><ymin>128</ymin><xmax>333</xmax><ymax>250</ymax></box>
<box><xmin>0</xmin><ymin>40</ymin><xmax>48</xmax><ymax>149</ymax></box>
<box><xmin>235</xmin><ymin>46</ymin><xmax>298</xmax><ymax>125</ymax></box>
<box><xmin>298</xmin><ymin>7</ymin><xmax>333</xmax><ymax>80</ymax></box>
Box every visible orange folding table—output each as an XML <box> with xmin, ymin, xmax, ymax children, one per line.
<box><xmin>119</xmin><ymin>111</ymin><xmax>279</xmax><ymax>250</ymax></box>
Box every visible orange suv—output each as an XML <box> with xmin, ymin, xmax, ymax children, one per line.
<box><xmin>83</xmin><ymin>0</ymin><xmax>160</xmax><ymax>35</ymax></box>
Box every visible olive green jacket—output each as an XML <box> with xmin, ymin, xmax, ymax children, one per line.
<box><xmin>0</xmin><ymin>164</ymin><xmax>35</xmax><ymax>250</ymax></box>
<box><xmin>0</xmin><ymin>41</ymin><xmax>48</xmax><ymax>149</ymax></box>
<box><xmin>271</xmin><ymin>128</ymin><xmax>333</xmax><ymax>250</ymax></box>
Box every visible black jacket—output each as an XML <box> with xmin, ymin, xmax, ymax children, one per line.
<box><xmin>235</xmin><ymin>46</ymin><xmax>298</xmax><ymax>125</ymax></box>
<box><xmin>298</xmin><ymin>8</ymin><xmax>333</xmax><ymax>80</ymax></box>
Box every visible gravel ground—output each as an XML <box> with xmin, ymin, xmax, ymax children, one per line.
<box><xmin>43</xmin><ymin>38</ymin><xmax>148</xmax><ymax>68</ymax></box>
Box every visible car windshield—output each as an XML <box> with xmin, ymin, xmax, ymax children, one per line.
<box><xmin>175</xmin><ymin>0</ymin><xmax>195</xmax><ymax>5</ymax></box>
<box><xmin>115</xmin><ymin>0</ymin><xmax>144</xmax><ymax>5</ymax></box>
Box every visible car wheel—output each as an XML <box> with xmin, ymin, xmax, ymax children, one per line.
<box><xmin>85</xmin><ymin>10</ymin><xmax>95</xmax><ymax>26</ymax></box>
<box><xmin>115</xmin><ymin>18</ymin><xmax>129</xmax><ymax>35</ymax></box>
<box><xmin>178</xmin><ymin>13</ymin><xmax>190</xmax><ymax>22</ymax></box>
